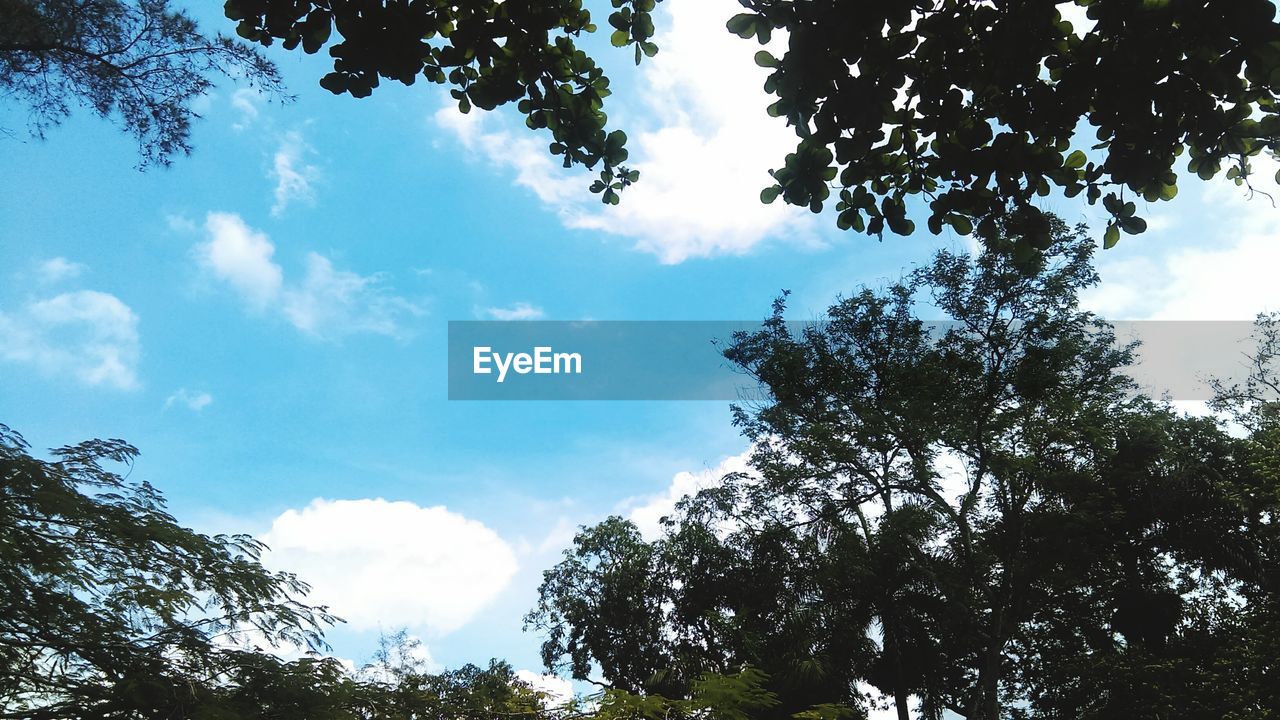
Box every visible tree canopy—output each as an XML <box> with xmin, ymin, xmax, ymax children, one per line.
<box><xmin>10</xmin><ymin>1</ymin><xmax>1278</xmax><ymax>249</ymax></box>
<box><xmin>0</xmin><ymin>0</ymin><xmax>283</xmax><ymax>165</ymax></box>
<box><xmin>227</xmin><ymin>0</ymin><xmax>1280</xmax><ymax>250</ymax></box>
<box><xmin>0</xmin><ymin>422</ymin><xmax>349</xmax><ymax>717</ymax></box>
<box><xmin>0</xmin><ymin>418</ymin><xmax>808</xmax><ymax>717</ymax></box>
<box><xmin>528</xmin><ymin>218</ymin><xmax>1280</xmax><ymax>719</ymax></box>
<box><xmin>0</xmin><ymin>423</ymin><xmax>562</xmax><ymax>719</ymax></box>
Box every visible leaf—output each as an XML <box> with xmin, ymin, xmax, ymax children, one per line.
<box><xmin>1104</xmin><ymin>223</ymin><xmax>1120</xmax><ymax>248</ymax></box>
<box><xmin>1065</xmin><ymin>149</ymin><xmax>1087</xmax><ymax>169</ymax></box>
<box><xmin>605</xmin><ymin>130</ymin><xmax>627</xmax><ymax>153</ymax></box>
<box><xmin>610</xmin><ymin>30</ymin><xmax>630</xmax><ymax>47</ymax></box>
<box><xmin>1119</xmin><ymin>216</ymin><xmax>1147</xmax><ymax>234</ymax></box>
<box><xmin>761</xmin><ymin>186</ymin><xmax>782</xmax><ymax>204</ymax></box>
<box><xmin>727</xmin><ymin>13</ymin><xmax>757</xmax><ymax>38</ymax></box>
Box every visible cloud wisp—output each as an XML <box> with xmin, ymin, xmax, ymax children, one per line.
<box><xmin>37</xmin><ymin>257</ymin><xmax>87</xmax><ymax>284</ymax></box>
<box><xmin>270</xmin><ymin>131</ymin><xmax>321</xmax><ymax>217</ymax></box>
<box><xmin>197</xmin><ymin>212</ymin><xmax>423</xmax><ymax>340</ymax></box>
<box><xmin>0</xmin><ymin>290</ymin><xmax>141</xmax><ymax>390</ymax></box>
<box><xmin>485</xmin><ymin>302</ymin><xmax>545</xmax><ymax>321</ymax></box>
<box><xmin>165</xmin><ymin>388</ymin><xmax>214</xmax><ymax>411</ymax></box>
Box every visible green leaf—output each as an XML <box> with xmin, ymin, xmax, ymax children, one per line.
<box><xmin>761</xmin><ymin>186</ymin><xmax>782</xmax><ymax>204</ymax></box>
<box><xmin>605</xmin><ymin>129</ymin><xmax>628</xmax><ymax>153</ymax></box>
<box><xmin>1104</xmin><ymin>223</ymin><xmax>1120</xmax><ymax>248</ymax></box>
<box><xmin>754</xmin><ymin>50</ymin><xmax>778</xmax><ymax>68</ymax></box>
<box><xmin>610</xmin><ymin>29</ymin><xmax>630</xmax><ymax>47</ymax></box>
<box><xmin>1065</xmin><ymin>150</ymin><xmax>1087</xmax><ymax>169</ymax></box>
<box><xmin>727</xmin><ymin>13</ymin><xmax>757</xmax><ymax>38</ymax></box>
<box><xmin>1118</xmin><ymin>216</ymin><xmax>1147</xmax><ymax>234</ymax></box>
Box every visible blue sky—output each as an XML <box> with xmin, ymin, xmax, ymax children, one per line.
<box><xmin>1</xmin><ymin>0</ymin><xmax>1277</xmax><ymax>696</ymax></box>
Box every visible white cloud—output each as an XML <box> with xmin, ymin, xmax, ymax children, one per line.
<box><xmin>434</xmin><ymin>0</ymin><xmax>815</xmax><ymax>263</ymax></box>
<box><xmin>198</xmin><ymin>212</ymin><xmax>422</xmax><ymax>339</ymax></box>
<box><xmin>165</xmin><ymin>388</ymin><xmax>213</xmax><ymax>411</ymax></box>
<box><xmin>281</xmin><ymin>253</ymin><xmax>423</xmax><ymax>337</ymax></box>
<box><xmin>624</xmin><ymin>449</ymin><xmax>754</xmax><ymax>539</ymax></box>
<box><xmin>201</xmin><ymin>211</ymin><xmax>284</xmax><ymax>308</ymax></box>
<box><xmin>260</xmin><ymin>498</ymin><xmax>519</xmax><ymax>635</ymax></box>
<box><xmin>486</xmin><ymin>302</ymin><xmax>545</xmax><ymax>320</ymax></box>
<box><xmin>0</xmin><ymin>290</ymin><xmax>140</xmax><ymax>390</ymax></box>
<box><xmin>515</xmin><ymin>670</ymin><xmax>575</xmax><ymax>708</ymax></box>
<box><xmin>230</xmin><ymin>88</ymin><xmax>262</xmax><ymax>131</ymax></box>
<box><xmin>1085</xmin><ymin>155</ymin><xmax>1280</xmax><ymax>320</ymax></box>
<box><xmin>37</xmin><ymin>257</ymin><xmax>86</xmax><ymax>283</ymax></box>
<box><xmin>271</xmin><ymin>131</ymin><xmax>321</xmax><ymax>216</ymax></box>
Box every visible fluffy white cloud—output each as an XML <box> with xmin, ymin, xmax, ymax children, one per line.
<box><xmin>37</xmin><ymin>257</ymin><xmax>86</xmax><ymax>283</ymax></box>
<box><xmin>0</xmin><ymin>290</ymin><xmax>140</xmax><ymax>390</ymax></box>
<box><xmin>165</xmin><ymin>388</ymin><xmax>213</xmax><ymax>411</ymax></box>
<box><xmin>271</xmin><ymin>131</ymin><xmax>321</xmax><ymax>217</ymax></box>
<box><xmin>198</xmin><ymin>212</ymin><xmax>422</xmax><ymax>339</ymax></box>
<box><xmin>1085</xmin><ymin>155</ymin><xmax>1280</xmax><ymax>321</ymax></box>
<box><xmin>201</xmin><ymin>212</ymin><xmax>283</xmax><ymax>308</ymax></box>
<box><xmin>486</xmin><ymin>302</ymin><xmax>545</xmax><ymax>320</ymax></box>
<box><xmin>260</xmin><ymin>498</ymin><xmax>519</xmax><ymax>635</ymax></box>
<box><xmin>624</xmin><ymin>449</ymin><xmax>754</xmax><ymax>539</ymax></box>
<box><xmin>434</xmin><ymin>0</ymin><xmax>815</xmax><ymax>263</ymax></box>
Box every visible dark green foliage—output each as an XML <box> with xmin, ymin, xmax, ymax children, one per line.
<box><xmin>359</xmin><ymin>632</ymin><xmax>551</xmax><ymax>720</ymax></box>
<box><xmin>223</xmin><ymin>0</ymin><xmax>655</xmax><ymax>203</ymax></box>
<box><xmin>230</xmin><ymin>0</ymin><xmax>1280</xmax><ymax>246</ymax></box>
<box><xmin>0</xmin><ymin>426</ymin><xmax>574</xmax><ymax>719</ymax></box>
<box><xmin>0</xmin><ymin>0</ymin><xmax>283</xmax><ymax>165</ymax></box>
<box><xmin>0</xmin><ymin>423</ymin><xmax>353</xmax><ymax>718</ymax></box>
<box><xmin>743</xmin><ymin>0</ymin><xmax>1280</xmax><ymax>248</ymax></box>
<box><xmin>529</xmin><ymin>218</ymin><xmax>1280</xmax><ymax>719</ymax></box>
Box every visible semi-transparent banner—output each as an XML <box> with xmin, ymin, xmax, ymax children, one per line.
<box><xmin>447</xmin><ymin>320</ymin><xmax>1268</xmax><ymax>401</ymax></box>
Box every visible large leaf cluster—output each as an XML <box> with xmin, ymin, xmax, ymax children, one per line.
<box><xmin>224</xmin><ymin>0</ymin><xmax>1280</xmax><ymax>250</ymax></box>
<box><xmin>224</xmin><ymin>0</ymin><xmax>658</xmax><ymax>203</ymax></box>
<box><xmin>739</xmin><ymin>0</ymin><xmax>1280</xmax><ymax>249</ymax></box>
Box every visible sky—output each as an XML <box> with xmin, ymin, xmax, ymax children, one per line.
<box><xmin>1</xmin><ymin>0</ymin><xmax>1278</xmax><ymax>700</ymax></box>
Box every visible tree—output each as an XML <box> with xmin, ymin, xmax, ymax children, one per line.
<box><xmin>230</xmin><ymin>0</ymin><xmax>1280</xmax><ymax>250</ymax></box>
<box><xmin>356</xmin><ymin>629</ymin><xmax>554</xmax><ymax>720</ymax></box>
<box><xmin>528</xmin><ymin>217</ymin><xmax>1280</xmax><ymax>719</ymax></box>
<box><xmin>0</xmin><ymin>423</ymin><xmax>352</xmax><ymax>718</ymax></box>
<box><xmin>0</xmin><ymin>0</ymin><xmax>283</xmax><ymax>165</ymax></box>
<box><xmin>0</xmin><ymin>422</ymin><xmax>612</xmax><ymax>719</ymax></box>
